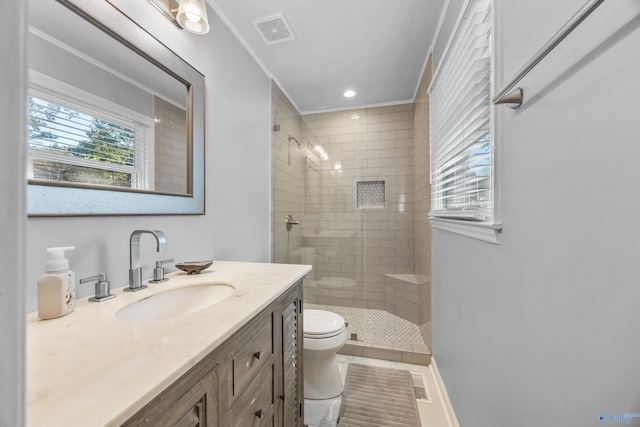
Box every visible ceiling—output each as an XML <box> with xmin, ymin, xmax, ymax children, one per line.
<box><xmin>209</xmin><ymin>0</ymin><xmax>447</xmax><ymax>114</ymax></box>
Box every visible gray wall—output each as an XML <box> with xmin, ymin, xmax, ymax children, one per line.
<box><xmin>29</xmin><ymin>35</ymin><xmax>154</xmax><ymax>118</ymax></box>
<box><xmin>0</xmin><ymin>1</ymin><xmax>26</xmax><ymax>424</ymax></box>
<box><xmin>430</xmin><ymin>0</ymin><xmax>465</xmax><ymax>74</ymax></box>
<box><xmin>432</xmin><ymin>1</ymin><xmax>640</xmax><ymax>426</ymax></box>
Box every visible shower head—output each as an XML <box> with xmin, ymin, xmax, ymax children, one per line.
<box><xmin>288</xmin><ymin>135</ymin><xmax>303</xmax><ymax>149</ymax></box>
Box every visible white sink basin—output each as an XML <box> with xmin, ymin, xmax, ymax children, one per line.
<box><xmin>116</xmin><ymin>283</ymin><xmax>235</xmax><ymax>323</ymax></box>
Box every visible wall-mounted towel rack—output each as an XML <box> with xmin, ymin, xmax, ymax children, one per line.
<box><xmin>493</xmin><ymin>0</ymin><xmax>606</xmax><ymax>109</ymax></box>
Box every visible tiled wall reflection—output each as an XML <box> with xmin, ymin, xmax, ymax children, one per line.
<box><xmin>155</xmin><ymin>97</ymin><xmax>187</xmax><ymax>194</ymax></box>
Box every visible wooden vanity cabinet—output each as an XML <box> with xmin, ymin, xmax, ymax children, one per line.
<box><xmin>124</xmin><ymin>280</ymin><xmax>303</xmax><ymax>427</ymax></box>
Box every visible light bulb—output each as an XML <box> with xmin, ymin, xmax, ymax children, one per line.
<box><xmin>185</xmin><ymin>4</ymin><xmax>201</xmax><ymax>23</ymax></box>
<box><xmin>176</xmin><ymin>0</ymin><xmax>210</xmax><ymax>34</ymax></box>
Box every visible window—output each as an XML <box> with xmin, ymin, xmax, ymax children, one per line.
<box><xmin>27</xmin><ymin>73</ymin><xmax>153</xmax><ymax>190</ymax></box>
<box><xmin>429</xmin><ymin>0</ymin><xmax>501</xmax><ymax>243</ymax></box>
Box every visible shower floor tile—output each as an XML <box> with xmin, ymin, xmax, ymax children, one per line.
<box><xmin>304</xmin><ymin>303</ymin><xmax>425</xmax><ymax>344</ymax></box>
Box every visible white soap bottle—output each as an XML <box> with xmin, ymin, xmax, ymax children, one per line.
<box><xmin>38</xmin><ymin>246</ymin><xmax>76</xmax><ymax>320</ymax></box>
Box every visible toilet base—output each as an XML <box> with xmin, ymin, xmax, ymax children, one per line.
<box><xmin>304</xmin><ymin>352</ymin><xmax>344</xmax><ymax>400</ymax></box>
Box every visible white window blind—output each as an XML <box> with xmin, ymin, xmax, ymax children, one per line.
<box><xmin>27</xmin><ymin>76</ymin><xmax>152</xmax><ymax>190</ymax></box>
<box><xmin>429</xmin><ymin>0</ymin><xmax>493</xmax><ymax>222</ymax></box>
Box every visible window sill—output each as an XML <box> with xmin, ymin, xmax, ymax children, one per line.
<box><xmin>429</xmin><ymin>217</ymin><xmax>502</xmax><ymax>244</ymax></box>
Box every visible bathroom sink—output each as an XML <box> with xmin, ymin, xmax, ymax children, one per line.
<box><xmin>116</xmin><ymin>283</ymin><xmax>235</xmax><ymax>323</ymax></box>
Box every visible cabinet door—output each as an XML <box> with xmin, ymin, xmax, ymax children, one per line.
<box><xmin>172</xmin><ymin>368</ymin><xmax>218</xmax><ymax>427</ymax></box>
<box><xmin>124</xmin><ymin>367</ymin><xmax>218</xmax><ymax>427</ymax></box>
<box><xmin>281</xmin><ymin>298</ymin><xmax>300</xmax><ymax>427</ymax></box>
<box><xmin>274</xmin><ymin>284</ymin><xmax>302</xmax><ymax>427</ymax></box>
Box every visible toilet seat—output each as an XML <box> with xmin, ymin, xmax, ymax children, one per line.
<box><xmin>304</xmin><ymin>327</ymin><xmax>345</xmax><ymax>339</ymax></box>
<box><xmin>304</xmin><ymin>309</ymin><xmax>346</xmax><ymax>338</ymax></box>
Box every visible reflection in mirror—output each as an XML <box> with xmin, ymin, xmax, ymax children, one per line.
<box><xmin>27</xmin><ymin>0</ymin><xmax>205</xmax><ymax>215</ymax></box>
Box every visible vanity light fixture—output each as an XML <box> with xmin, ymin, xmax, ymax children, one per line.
<box><xmin>148</xmin><ymin>0</ymin><xmax>210</xmax><ymax>34</ymax></box>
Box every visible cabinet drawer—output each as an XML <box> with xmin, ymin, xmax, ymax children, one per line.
<box><xmin>230</xmin><ymin>362</ymin><xmax>274</xmax><ymax>427</ymax></box>
<box><xmin>231</xmin><ymin>320</ymin><xmax>272</xmax><ymax>399</ymax></box>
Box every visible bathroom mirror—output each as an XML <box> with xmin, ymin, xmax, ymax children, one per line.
<box><xmin>27</xmin><ymin>0</ymin><xmax>205</xmax><ymax>215</ymax></box>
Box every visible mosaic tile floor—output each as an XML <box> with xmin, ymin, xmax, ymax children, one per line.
<box><xmin>304</xmin><ymin>304</ymin><xmax>425</xmax><ymax>344</ymax></box>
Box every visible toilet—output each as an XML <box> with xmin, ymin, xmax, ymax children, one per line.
<box><xmin>303</xmin><ymin>309</ymin><xmax>348</xmax><ymax>400</ymax></box>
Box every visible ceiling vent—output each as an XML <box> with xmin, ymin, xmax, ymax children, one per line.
<box><xmin>251</xmin><ymin>13</ymin><xmax>296</xmax><ymax>45</ymax></box>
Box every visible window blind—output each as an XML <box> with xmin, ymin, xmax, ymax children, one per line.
<box><xmin>28</xmin><ymin>95</ymin><xmax>136</xmax><ymax>166</ymax></box>
<box><xmin>27</xmin><ymin>86</ymin><xmax>150</xmax><ymax>189</ymax></box>
<box><xmin>430</xmin><ymin>0</ymin><xmax>492</xmax><ymax>221</ymax></box>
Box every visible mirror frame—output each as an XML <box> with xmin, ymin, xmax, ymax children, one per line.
<box><xmin>28</xmin><ymin>0</ymin><xmax>205</xmax><ymax>216</ymax></box>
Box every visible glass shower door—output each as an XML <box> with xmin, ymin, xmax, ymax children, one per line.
<box><xmin>272</xmin><ymin>82</ymin><xmax>430</xmax><ymax>364</ymax></box>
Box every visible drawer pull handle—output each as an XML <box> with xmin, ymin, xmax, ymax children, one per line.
<box><xmin>280</xmin><ymin>394</ymin><xmax>285</xmax><ymax>400</ymax></box>
<box><xmin>253</xmin><ymin>351</ymin><xmax>263</xmax><ymax>360</ymax></box>
<box><xmin>255</xmin><ymin>409</ymin><xmax>265</xmax><ymax>419</ymax></box>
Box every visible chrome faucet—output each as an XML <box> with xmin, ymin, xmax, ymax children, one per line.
<box><xmin>285</xmin><ymin>214</ymin><xmax>302</xmax><ymax>231</ymax></box>
<box><xmin>125</xmin><ymin>230</ymin><xmax>167</xmax><ymax>292</ymax></box>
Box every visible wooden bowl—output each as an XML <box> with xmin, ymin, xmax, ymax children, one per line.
<box><xmin>175</xmin><ymin>261</ymin><xmax>212</xmax><ymax>275</ymax></box>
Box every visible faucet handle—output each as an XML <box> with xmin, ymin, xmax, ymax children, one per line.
<box><xmin>80</xmin><ymin>272</ymin><xmax>116</xmax><ymax>302</ymax></box>
<box><xmin>150</xmin><ymin>258</ymin><xmax>174</xmax><ymax>283</ymax></box>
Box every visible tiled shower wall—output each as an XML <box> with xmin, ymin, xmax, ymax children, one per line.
<box><xmin>271</xmin><ymin>72</ymin><xmax>432</xmax><ymax>349</ymax></box>
<box><xmin>413</xmin><ymin>58</ymin><xmax>432</xmax><ymax>279</ymax></box>
<box><xmin>301</xmin><ymin>104</ymin><xmax>416</xmax><ymax>310</ymax></box>
<box><xmin>271</xmin><ymin>82</ymin><xmax>304</xmax><ymax>264</ymax></box>
<box><xmin>413</xmin><ymin>57</ymin><xmax>433</xmax><ymax>347</ymax></box>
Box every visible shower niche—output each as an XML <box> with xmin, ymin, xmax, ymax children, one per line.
<box><xmin>356</xmin><ymin>180</ymin><xmax>385</xmax><ymax>209</ymax></box>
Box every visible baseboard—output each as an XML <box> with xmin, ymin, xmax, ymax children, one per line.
<box><xmin>429</xmin><ymin>357</ymin><xmax>461</xmax><ymax>427</ymax></box>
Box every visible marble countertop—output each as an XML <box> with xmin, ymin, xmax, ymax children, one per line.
<box><xmin>26</xmin><ymin>261</ymin><xmax>311</xmax><ymax>427</ymax></box>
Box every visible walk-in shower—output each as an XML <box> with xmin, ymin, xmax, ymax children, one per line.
<box><xmin>272</xmin><ymin>82</ymin><xmax>431</xmax><ymax>364</ymax></box>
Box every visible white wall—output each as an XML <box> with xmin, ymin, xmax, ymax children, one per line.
<box><xmin>432</xmin><ymin>1</ymin><xmax>640</xmax><ymax>426</ymax></box>
<box><xmin>24</xmin><ymin>3</ymin><xmax>273</xmax><ymax>309</ymax></box>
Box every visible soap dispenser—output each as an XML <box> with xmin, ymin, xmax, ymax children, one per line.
<box><xmin>37</xmin><ymin>246</ymin><xmax>76</xmax><ymax>320</ymax></box>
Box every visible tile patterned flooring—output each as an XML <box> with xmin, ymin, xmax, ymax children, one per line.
<box><xmin>304</xmin><ymin>355</ymin><xmax>456</xmax><ymax>427</ymax></box>
<box><xmin>304</xmin><ymin>303</ymin><xmax>425</xmax><ymax>344</ymax></box>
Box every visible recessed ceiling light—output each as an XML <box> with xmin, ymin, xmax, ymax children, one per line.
<box><xmin>343</xmin><ymin>90</ymin><xmax>356</xmax><ymax>98</ymax></box>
